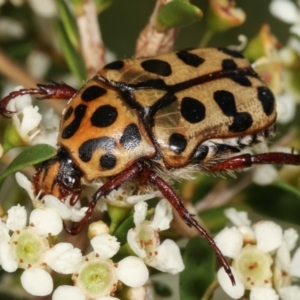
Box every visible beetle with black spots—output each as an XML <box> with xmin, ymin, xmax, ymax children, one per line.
<box><xmin>1</xmin><ymin>47</ymin><xmax>300</xmax><ymax>285</ymax></box>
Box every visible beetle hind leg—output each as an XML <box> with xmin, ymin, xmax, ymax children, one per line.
<box><xmin>143</xmin><ymin>168</ymin><xmax>236</xmax><ymax>286</ymax></box>
<box><xmin>207</xmin><ymin>151</ymin><xmax>300</xmax><ymax>172</ymax></box>
<box><xmin>0</xmin><ymin>81</ymin><xmax>77</xmax><ymax>117</ymax></box>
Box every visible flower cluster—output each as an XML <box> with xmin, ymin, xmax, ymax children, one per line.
<box><xmin>216</xmin><ymin>208</ymin><xmax>300</xmax><ymax>300</ymax></box>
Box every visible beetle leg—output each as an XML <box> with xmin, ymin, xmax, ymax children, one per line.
<box><xmin>141</xmin><ymin>167</ymin><xmax>236</xmax><ymax>286</ymax></box>
<box><xmin>64</xmin><ymin>162</ymin><xmax>144</xmax><ymax>235</ymax></box>
<box><xmin>0</xmin><ymin>81</ymin><xmax>77</xmax><ymax>117</ymax></box>
<box><xmin>207</xmin><ymin>152</ymin><xmax>300</xmax><ymax>172</ymax></box>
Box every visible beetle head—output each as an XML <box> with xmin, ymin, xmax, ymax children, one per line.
<box><xmin>33</xmin><ymin>148</ymin><xmax>83</xmax><ymax>205</ymax></box>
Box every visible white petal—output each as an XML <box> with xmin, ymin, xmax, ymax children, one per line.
<box><xmin>116</xmin><ymin>256</ymin><xmax>149</xmax><ymax>288</ymax></box>
<box><xmin>6</xmin><ymin>204</ymin><xmax>27</xmax><ymax>231</ymax></box>
<box><xmin>289</xmin><ymin>247</ymin><xmax>300</xmax><ymax>277</ymax></box>
<box><xmin>44</xmin><ymin>243</ymin><xmax>82</xmax><ymax>274</ymax></box>
<box><xmin>21</xmin><ymin>268</ymin><xmax>53</xmax><ymax>296</ymax></box>
<box><xmin>133</xmin><ymin>201</ymin><xmax>147</xmax><ymax>226</ymax></box>
<box><xmin>0</xmin><ymin>17</ymin><xmax>25</xmax><ymax>39</ymax></box>
<box><xmin>283</xmin><ymin>228</ymin><xmax>298</xmax><ymax>251</ymax></box>
<box><xmin>29</xmin><ymin>207</ymin><xmax>63</xmax><ymax>236</ymax></box>
<box><xmin>26</xmin><ymin>50</ymin><xmax>51</xmax><ymax>79</ymax></box>
<box><xmin>15</xmin><ymin>172</ymin><xmax>35</xmax><ymax>200</ymax></box>
<box><xmin>53</xmin><ymin>286</ymin><xmax>85</xmax><ymax>300</ymax></box>
<box><xmin>126</xmin><ymin>192</ymin><xmax>159</xmax><ymax>205</ymax></box>
<box><xmin>279</xmin><ymin>285</ymin><xmax>300</xmax><ymax>300</ymax></box>
<box><xmin>214</xmin><ymin>227</ymin><xmax>243</xmax><ymax>259</ymax></box>
<box><xmin>28</xmin><ymin>0</ymin><xmax>57</xmax><ymax>18</ymax></box>
<box><xmin>238</xmin><ymin>225</ymin><xmax>256</xmax><ymax>244</ymax></box>
<box><xmin>6</xmin><ymin>86</ymin><xmax>31</xmax><ymax>111</ymax></box>
<box><xmin>250</xmin><ymin>287</ymin><xmax>279</xmax><ymax>300</ymax></box>
<box><xmin>224</xmin><ymin>208</ymin><xmax>251</xmax><ymax>227</ymax></box>
<box><xmin>150</xmin><ymin>199</ymin><xmax>173</xmax><ymax>231</ymax></box>
<box><xmin>252</xmin><ymin>165</ymin><xmax>278</xmax><ymax>185</ymax></box>
<box><xmin>269</xmin><ymin>0</ymin><xmax>299</xmax><ymax>23</ymax></box>
<box><xmin>43</xmin><ymin>195</ymin><xmax>72</xmax><ymax>219</ymax></box>
<box><xmin>0</xmin><ymin>221</ymin><xmax>10</xmax><ymax>243</ymax></box>
<box><xmin>11</xmin><ymin>104</ymin><xmax>42</xmax><ymax>143</ymax></box>
<box><xmin>91</xmin><ymin>233</ymin><xmax>120</xmax><ymax>259</ymax></box>
<box><xmin>0</xmin><ymin>242</ymin><xmax>18</xmax><ymax>272</ymax></box>
<box><xmin>217</xmin><ymin>267</ymin><xmax>244</xmax><ymax>299</ymax></box>
<box><xmin>127</xmin><ymin>229</ymin><xmax>147</xmax><ymax>259</ymax></box>
<box><xmin>147</xmin><ymin>239</ymin><xmax>184</xmax><ymax>274</ymax></box>
<box><xmin>275</xmin><ymin>241</ymin><xmax>290</xmax><ymax>271</ymax></box>
<box><xmin>276</xmin><ymin>92</ymin><xmax>296</xmax><ymax>124</ymax></box>
<box><xmin>254</xmin><ymin>221</ymin><xmax>283</xmax><ymax>252</ymax></box>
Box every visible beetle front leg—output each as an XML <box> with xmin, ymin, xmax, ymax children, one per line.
<box><xmin>64</xmin><ymin>162</ymin><xmax>144</xmax><ymax>235</ymax></box>
<box><xmin>0</xmin><ymin>81</ymin><xmax>77</xmax><ymax>117</ymax></box>
<box><xmin>207</xmin><ymin>152</ymin><xmax>300</xmax><ymax>172</ymax></box>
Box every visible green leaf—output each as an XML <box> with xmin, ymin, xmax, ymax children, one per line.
<box><xmin>55</xmin><ymin>19</ymin><xmax>87</xmax><ymax>83</ymax></box>
<box><xmin>157</xmin><ymin>0</ymin><xmax>203</xmax><ymax>32</ymax></box>
<box><xmin>55</xmin><ymin>0</ymin><xmax>80</xmax><ymax>49</ymax></box>
<box><xmin>113</xmin><ymin>213</ymin><xmax>135</xmax><ymax>246</ymax></box>
<box><xmin>180</xmin><ymin>236</ymin><xmax>216</xmax><ymax>300</ymax></box>
<box><xmin>272</xmin><ymin>181</ymin><xmax>300</xmax><ymax>200</ymax></box>
<box><xmin>0</xmin><ymin>144</ymin><xmax>56</xmax><ymax>186</ymax></box>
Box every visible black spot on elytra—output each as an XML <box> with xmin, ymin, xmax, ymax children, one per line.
<box><xmin>62</xmin><ymin>104</ymin><xmax>87</xmax><ymax>139</ymax></box>
<box><xmin>176</xmin><ymin>50</ymin><xmax>205</xmax><ymax>67</ymax></box>
<box><xmin>222</xmin><ymin>59</ymin><xmax>237</xmax><ymax>70</ymax></box>
<box><xmin>100</xmin><ymin>153</ymin><xmax>117</xmax><ymax>170</ymax></box>
<box><xmin>141</xmin><ymin>59</ymin><xmax>172</xmax><ymax>77</ymax></box>
<box><xmin>257</xmin><ymin>86</ymin><xmax>275</xmax><ymax>116</ymax></box>
<box><xmin>120</xmin><ymin>124</ymin><xmax>141</xmax><ymax>150</ymax></box>
<box><xmin>169</xmin><ymin>133</ymin><xmax>187</xmax><ymax>154</ymax></box>
<box><xmin>229</xmin><ymin>112</ymin><xmax>253</xmax><ymax>132</ymax></box>
<box><xmin>79</xmin><ymin>136</ymin><xmax>116</xmax><ymax>162</ymax></box>
<box><xmin>181</xmin><ymin>97</ymin><xmax>206</xmax><ymax>124</ymax></box>
<box><xmin>213</xmin><ymin>90</ymin><xmax>237</xmax><ymax>116</ymax></box>
<box><xmin>231</xmin><ymin>76</ymin><xmax>252</xmax><ymax>87</ymax></box>
<box><xmin>81</xmin><ymin>85</ymin><xmax>107</xmax><ymax>102</ymax></box>
<box><xmin>91</xmin><ymin>105</ymin><xmax>118</xmax><ymax>127</ymax></box>
<box><xmin>218</xmin><ymin>48</ymin><xmax>244</xmax><ymax>59</ymax></box>
<box><xmin>104</xmin><ymin>60</ymin><xmax>124</xmax><ymax>70</ymax></box>
<box><xmin>63</xmin><ymin>106</ymin><xmax>73</xmax><ymax>121</ymax></box>
<box><xmin>214</xmin><ymin>90</ymin><xmax>253</xmax><ymax>132</ymax></box>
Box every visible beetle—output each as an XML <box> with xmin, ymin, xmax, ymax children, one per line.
<box><xmin>1</xmin><ymin>48</ymin><xmax>300</xmax><ymax>284</ymax></box>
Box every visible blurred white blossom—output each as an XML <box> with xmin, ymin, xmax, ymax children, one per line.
<box><xmin>216</xmin><ymin>208</ymin><xmax>300</xmax><ymax>300</ymax></box>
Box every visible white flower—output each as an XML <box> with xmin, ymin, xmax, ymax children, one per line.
<box><xmin>5</xmin><ymin>86</ymin><xmax>61</xmax><ymax>147</ymax></box>
<box><xmin>6</xmin><ymin>86</ymin><xmax>42</xmax><ymax>144</ymax></box>
<box><xmin>0</xmin><ymin>205</ymin><xmax>55</xmax><ymax>295</ymax></box>
<box><xmin>270</xmin><ymin>0</ymin><xmax>299</xmax><ymax>24</ymax></box>
<box><xmin>54</xmin><ymin>233</ymin><xmax>149</xmax><ymax>299</ymax></box>
<box><xmin>216</xmin><ymin>208</ymin><xmax>300</xmax><ymax>299</ymax></box>
<box><xmin>276</xmin><ymin>92</ymin><xmax>296</xmax><ymax>124</ymax></box>
<box><xmin>102</xmin><ymin>182</ymin><xmax>159</xmax><ymax>208</ymax></box>
<box><xmin>0</xmin><ymin>17</ymin><xmax>25</xmax><ymax>40</ymax></box>
<box><xmin>127</xmin><ymin>199</ymin><xmax>184</xmax><ymax>274</ymax></box>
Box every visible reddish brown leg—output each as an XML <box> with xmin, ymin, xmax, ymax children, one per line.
<box><xmin>141</xmin><ymin>168</ymin><xmax>235</xmax><ymax>285</ymax></box>
<box><xmin>207</xmin><ymin>152</ymin><xmax>300</xmax><ymax>172</ymax></box>
<box><xmin>0</xmin><ymin>81</ymin><xmax>77</xmax><ymax>117</ymax></box>
<box><xmin>64</xmin><ymin>162</ymin><xmax>143</xmax><ymax>235</ymax></box>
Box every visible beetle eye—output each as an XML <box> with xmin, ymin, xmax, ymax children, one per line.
<box><xmin>62</xmin><ymin>176</ymin><xmax>77</xmax><ymax>188</ymax></box>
